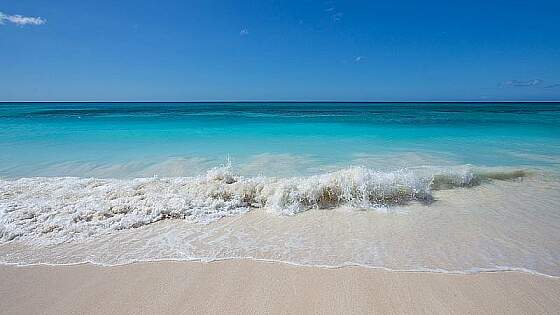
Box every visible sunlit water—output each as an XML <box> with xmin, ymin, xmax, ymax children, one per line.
<box><xmin>1</xmin><ymin>102</ymin><xmax>559</xmax><ymax>276</ymax></box>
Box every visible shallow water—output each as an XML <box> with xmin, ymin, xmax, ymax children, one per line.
<box><xmin>1</xmin><ymin>102</ymin><xmax>559</xmax><ymax>276</ymax></box>
<box><xmin>1</xmin><ymin>102</ymin><xmax>559</xmax><ymax>177</ymax></box>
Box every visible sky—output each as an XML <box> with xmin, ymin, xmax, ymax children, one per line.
<box><xmin>1</xmin><ymin>0</ymin><xmax>560</xmax><ymax>101</ymax></box>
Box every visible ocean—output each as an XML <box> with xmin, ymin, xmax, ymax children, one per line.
<box><xmin>1</xmin><ymin>102</ymin><xmax>559</xmax><ymax>276</ymax></box>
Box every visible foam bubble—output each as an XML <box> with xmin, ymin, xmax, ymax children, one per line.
<box><xmin>0</xmin><ymin>165</ymin><xmax>526</xmax><ymax>243</ymax></box>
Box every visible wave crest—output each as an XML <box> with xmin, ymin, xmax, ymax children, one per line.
<box><xmin>0</xmin><ymin>165</ymin><xmax>526</xmax><ymax>243</ymax></box>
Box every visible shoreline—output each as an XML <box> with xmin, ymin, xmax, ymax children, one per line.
<box><xmin>1</xmin><ymin>260</ymin><xmax>559</xmax><ymax>314</ymax></box>
<box><xmin>1</xmin><ymin>256</ymin><xmax>558</xmax><ymax>279</ymax></box>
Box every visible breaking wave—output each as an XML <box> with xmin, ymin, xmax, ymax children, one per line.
<box><xmin>0</xmin><ymin>165</ymin><xmax>526</xmax><ymax>243</ymax></box>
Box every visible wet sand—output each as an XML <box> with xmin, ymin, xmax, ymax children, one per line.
<box><xmin>1</xmin><ymin>260</ymin><xmax>559</xmax><ymax>315</ymax></box>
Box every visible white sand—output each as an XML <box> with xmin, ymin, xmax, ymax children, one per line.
<box><xmin>1</xmin><ymin>260</ymin><xmax>559</xmax><ymax>315</ymax></box>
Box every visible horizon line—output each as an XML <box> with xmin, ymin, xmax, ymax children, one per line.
<box><xmin>1</xmin><ymin>100</ymin><xmax>560</xmax><ymax>104</ymax></box>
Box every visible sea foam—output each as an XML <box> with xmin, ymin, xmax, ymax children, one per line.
<box><xmin>0</xmin><ymin>165</ymin><xmax>526</xmax><ymax>244</ymax></box>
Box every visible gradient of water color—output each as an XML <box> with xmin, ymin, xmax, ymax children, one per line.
<box><xmin>1</xmin><ymin>102</ymin><xmax>559</xmax><ymax>276</ymax></box>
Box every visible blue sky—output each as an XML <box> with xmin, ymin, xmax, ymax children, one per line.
<box><xmin>1</xmin><ymin>0</ymin><xmax>559</xmax><ymax>101</ymax></box>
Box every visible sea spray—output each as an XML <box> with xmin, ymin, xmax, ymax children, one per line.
<box><xmin>0</xmin><ymin>165</ymin><xmax>526</xmax><ymax>243</ymax></box>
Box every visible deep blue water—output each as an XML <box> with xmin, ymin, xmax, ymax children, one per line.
<box><xmin>1</xmin><ymin>102</ymin><xmax>559</xmax><ymax>178</ymax></box>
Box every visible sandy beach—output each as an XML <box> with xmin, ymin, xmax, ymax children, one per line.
<box><xmin>1</xmin><ymin>260</ymin><xmax>559</xmax><ymax>315</ymax></box>
<box><xmin>3</xmin><ymin>0</ymin><xmax>560</xmax><ymax>313</ymax></box>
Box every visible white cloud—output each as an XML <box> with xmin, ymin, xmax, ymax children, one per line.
<box><xmin>500</xmin><ymin>79</ymin><xmax>542</xmax><ymax>87</ymax></box>
<box><xmin>323</xmin><ymin>2</ymin><xmax>342</xmax><ymax>22</ymax></box>
<box><xmin>331</xmin><ymin>12</ymin><xmax>343</xmax><ymax>22</ymax></box>
<box><xmin>240</xmin><ymin>28</ymin><xmax>249</xmax><ymax>36</ymax></box>
<box><xmin>354</xmin><ymin>56</ymin><xmax>364</xmax><ymax>62</ymax></box>
<box><xmin>0</xmin><ymin>11</ymin><xmax>46</xmax><ymax>26</ymax></box>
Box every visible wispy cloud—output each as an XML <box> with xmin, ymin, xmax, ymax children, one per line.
<box><xmin>0</xmin><ymin>11</ymin><xmax>46</xmax><ymax>26</ymax></box>
<box><xmin>500</xmin><ymin>79</ymin><xmax>542</xmax><ymax>87</ymax></box>
<box><xmin>324</xmin><ymin>2</ymin><xmax>343</xmax><ymax>22</ymax></box>
<box><xmin>239</xmin><ymin>28</ymin><xmax>249</xmax><ymax>36</ymax></box>
<box><xmin>354</xmin><ymin>56</ymin><xmax>364</xmax><ymax>63</ymax></box>
<box><xmin>544</xmin><ymin>83</ymin><xmax>560</xmax><ymax>89</ymax></box>
<box><xmin>331</xmin><ymin>12</ymin><xmax>343</xmax><ymax>22</ymax></box>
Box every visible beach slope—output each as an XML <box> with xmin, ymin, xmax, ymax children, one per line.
<box><xmin>1</xmin><ymin>260</ymin><xmax>559</xmax><ymax>315</ymax></box>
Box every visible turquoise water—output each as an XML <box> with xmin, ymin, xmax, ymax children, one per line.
<box><xmin>2</xmin><ymin>102</ymin><xmax>560</xmax><ymax>275</ymax></box>
<box><xmin>1</xmin><ymin>102</ymin><xmax>560</xmax><ymax>177</ymax></box>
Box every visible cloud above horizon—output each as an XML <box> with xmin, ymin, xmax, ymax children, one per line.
<box><xmin>500</xmin><ymin>79</ymin><xmax>542</xmax><ymax>87</ymax></box>
<box><xmin>324</xmin><ymin>2</ymin><xmax>343</xmax><ymax>22</ymax></box>
<box><xmin>0</xmin><ymin>11</ymin><xmax>46</xmax><ymax>26</ymax></box>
